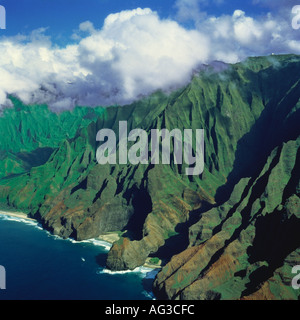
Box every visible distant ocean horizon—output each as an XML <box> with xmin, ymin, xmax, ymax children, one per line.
<box><xmin>0</xmin><ymin>214</ymin><xmax>156</xmax><ymax>300</ymax></box>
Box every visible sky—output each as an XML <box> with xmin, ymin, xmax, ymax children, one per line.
<box><xmin>0</xmin><ymin>0</ymin><xmax>299</xmax><ymax>109</ymax></box>
<box><xmin>0</xmin><ymin>0</ymin><xmax>271</xmax><ymax>42</ymax></box>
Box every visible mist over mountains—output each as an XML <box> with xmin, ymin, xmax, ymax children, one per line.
<box><xmin>1</xmin><ymin>5</ymin><xmax>300</xmax><ymax>110</ymax></box>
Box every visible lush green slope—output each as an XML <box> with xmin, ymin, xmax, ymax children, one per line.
<box><xmin>153</xmin><ymin>138</ymin><xmax>300</xmax><ymax>300</ymax></box>
<box><xmin>0</xmin><ymin>97</ymin><xmax>105</xmax><ymax>178</ymax></box>
<box><xmin>0</xmin><ymin>54</ymin><xmax>299</xmax><ymax>300</ymax></box>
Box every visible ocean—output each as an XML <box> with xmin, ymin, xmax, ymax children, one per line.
<box><xmin>0</xmin><ymin>214</ymin><xmax>156</xmax><ymax>300</ymax></box>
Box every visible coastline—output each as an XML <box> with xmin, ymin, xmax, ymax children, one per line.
<box><xmin>0</xmin><ymin>210</ymin><xmax>36</xmax><ymax>221</ymax></box>
<box><xmin>0</xmin><ymin>211</ymin><xmax>161</xmax><ymax>270</ymax></box>
<box><xmin>0</xmin><ymin>212</ymin><xmax>153</xmax><ymax>300</ymax></box>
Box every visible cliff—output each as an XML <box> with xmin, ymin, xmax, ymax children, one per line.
<box><xmin>0</xmin><ymin>54</ymin><xmax>299</xmax><ymax>300</ymax></box>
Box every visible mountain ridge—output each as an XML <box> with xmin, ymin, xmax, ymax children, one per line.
<box><xmin>0</xmin><ymin>54</ymin><xmax>299</xmax><ymax>300</ymax></box>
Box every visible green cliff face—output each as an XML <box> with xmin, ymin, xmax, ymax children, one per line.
<box><xmin>0</xmin><ymin>97</ymin><xmax>105</xmax><ymax>179</ymax></box>
<box><xmin>0</xmin><ymin>54</ymin><xmax>299</xmax><ymax>300</ymax></box>
<box><xmin>153</xmin><ymin>139</ymin><xmax>300</xmax><ymax>300</ymax></box>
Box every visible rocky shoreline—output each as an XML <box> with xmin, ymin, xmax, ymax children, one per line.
<box><xmin>98</xmin><ymin>232</ymin><xmax>162</xmax><ymax>270</ymax></box>
<box><xmin>0</xmin><ymin>211</ymin><xmax>161</xmax><ymax>270</ymax></box>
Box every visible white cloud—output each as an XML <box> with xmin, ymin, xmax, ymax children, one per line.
<box><xmin>199</xmin><ymin>9</ymin><xmax>300</xmax><ymax>63</ymax></box>
<box><xmin>0</xmin><ymin>8</ymin><xmax>210</xmax><ymax>109</ymax></box>
<box><xmin>0</xmin><ymin>7</ymin><xmax>299</xmax><ymax>110</ymax></box>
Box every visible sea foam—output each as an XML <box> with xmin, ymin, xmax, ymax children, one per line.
<box><xmin>97</xmin><ymin>266</ymin><xmax>157</xmax><ymax>277</ymax></box>
<box><xmin>0</xmin><ymin>214</ymin><xmax>42</xmax><ymax>229</ymax></box>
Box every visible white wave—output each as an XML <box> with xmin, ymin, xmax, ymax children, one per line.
<box><xmin>48</xmin><ymin>235</ymin><xmax>112</xmax><ymax>251</ymax></box>
<box><xmin>97</xmin><ymin>267</ymin><xmax>158</xmax><ymax>300</ymax></box>
<box><xmin>50</xmin><ymin>234</ymin><xmax>65</xmax><ymax>241</ymax></box>
<box><xmin>0</xmin><ymin>214</ymin><xmax>40</xmax><ymax>227</ymax></box>
<box><xmin>72</xmin><ymin>238</ymin><xmax>112</xmax><ymax>251</ymax></box>
<box><xmin>85</xmin><ymin>239</ymin><xmax>112</xmax><ymax>251</ymax></box>
<box><xmin>0</xmin><ymin>214</ymin><xmax>112</xmax><ymax>251</ymax></box>
<box><xmin>97</xmin><ymin>266</ymin><xmax>155</xmax><ymax>277</ymax></box>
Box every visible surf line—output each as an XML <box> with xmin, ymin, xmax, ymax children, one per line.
<box><xmin>96</xmin><ymin>121</ymin><xmax>205</xmax><ymax>176</ymax></box>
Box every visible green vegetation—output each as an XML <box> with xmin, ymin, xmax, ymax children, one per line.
<box><xmin>0</xmin><ymin>97</ymin><xmax>105</xmax><ymax>179</ymax></box>
<box><xmin>0</xmin><ymin>54</ymin><xmax>299</xmax><ymax>300</ymax></box>
<box><xmin>149</xmin><ymin>257</ymin><xmax>160</xmax><ymax>265</ymax></box>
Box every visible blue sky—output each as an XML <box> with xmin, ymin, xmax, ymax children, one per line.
<box><xmin>1</xmin><ymin>0</ymin><xmax>270</xmax><ymax>43</ymax></box>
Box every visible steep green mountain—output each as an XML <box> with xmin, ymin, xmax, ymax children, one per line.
<box><xmin>0</xmin><ymin>54</ymin><xmax>299</xmax><ymax>300</ymax></box>
<box><xmin>153</xmin><ymin>139</ymin><xmax>300</xmax><ymax>300</ymax></box>
<box><xmin>0</xmin><ymin>97</ymin><xmax>105</xmax><ymax>179</ymax></box>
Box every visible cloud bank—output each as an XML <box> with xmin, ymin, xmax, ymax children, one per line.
<box><xmin>0</xmin><ymin>6</ymin><xmax>299</xmax><ymax>110</ymax></box>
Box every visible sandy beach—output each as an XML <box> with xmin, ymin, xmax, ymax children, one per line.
<box><xmin>0</xmin><ymin>210</ymin><xmax>36</xmax><ymax>221</ymax></box>
<box><xmin>97</xmin><ymin>232</ymin><xmax>121</xmax><ymax>244</ymax></box>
